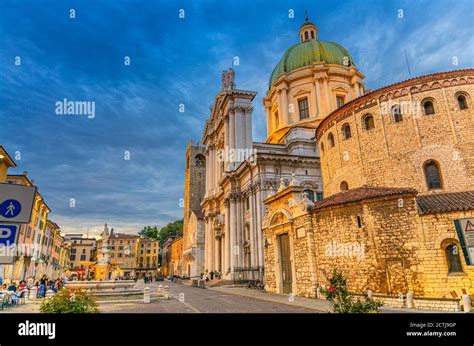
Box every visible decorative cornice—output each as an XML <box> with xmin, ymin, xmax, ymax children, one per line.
<box><xmin>229</xmin><ymin>105</ymin><xmax>254</xmax><ymax>114</ymax></box>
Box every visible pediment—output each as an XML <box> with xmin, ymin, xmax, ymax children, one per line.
<box><xmin>293</xmin><ymin>88</ymin><xmax>311</xmax><ymax>97</ymax></box>
<box><xmin>332</xmin><ymin>85</ymin><xmax>349</xmax><ymax>92</ymax></box>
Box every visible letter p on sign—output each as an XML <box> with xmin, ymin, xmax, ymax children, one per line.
<box><xmin>0</xmin><ymin>227</ymin><xmax>12</xmax><ymax>238</ymax></box>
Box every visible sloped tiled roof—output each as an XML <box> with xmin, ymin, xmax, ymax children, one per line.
<box><xmin>417</xmin><ymin>191</ymin><xmax>474</xmax><ymax>214</ymax></box>
<box><xmin>314</xmin><ymin>186</ymin><xmax>417</xmax><ymax>210</ymax></box>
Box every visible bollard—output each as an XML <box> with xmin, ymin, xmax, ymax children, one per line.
<box><xmin>462</xmin><ymin>294</ymin><xmax>471</xmax><ymax>313</ymax></box>
<box><xmin>164</xmin><ymin>285</ymin><xmax>169</xmax><ymax>299</ymax></box>
<box><xmin>26</xmin><ymin>288</ymin><xmax>36</xmax><ymax>301</ymax></box>
<box><xmin>316</xmin><ymin>287</ymin><xmax>321</xmax><ymax>299</ymax></box>
<box><xmin>157</xmin><ymin>285</ymin><xmax>163</xmax><ymax>297</ymax></box>
<box><xmin>399</xmin><ymin>293</ymin><xmax>405</xmax><ymax>308</ymax></box>
<box><xmin>406</xmin><ymin>292</ymin><xmax>414</xmax><ymax>309</ymax></box>
<box><xmin>143</xmin><ymin>287</ymin><xmax>150</xmax><ymax>303</ymax></box>
<box><xmin>367</xmin><ymin>290</ymin><xmax>373</xmax><ymax>299</ymax></box>
<box><xmin>30</xmin><ymin>287</ymin><xmax>38</xmax><ymax>301</ymax></box>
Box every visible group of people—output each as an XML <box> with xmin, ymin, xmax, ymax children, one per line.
<box><xmin>204</xmin><ymin>271</ymin><xmax>222</xmax><ymax>281</ymax></box>
<box><xmin>0</xmin><ymin>275</ymin><xmax>65</xmax><ymax>298</ymax></box>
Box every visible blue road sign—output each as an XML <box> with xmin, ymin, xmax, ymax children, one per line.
<box><xmin>0</xmin><ymin>224</ymin><xmax>19</xmax><ymax>245</ymax></box>
<box><xmin>0</xmin><ymin>183</ymin><xmax>36</xmax><ymax>223</ymax></box>
<box><xmin>0</xmin><ymin>199</ymin><xmax>22</xmax><ymax>218</ymax></box>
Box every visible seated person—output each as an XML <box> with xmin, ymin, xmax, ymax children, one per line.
<box><xmin>7</xmin><ymin>282</ymin><xmax>17</xmax><ymax>292</ymax></box>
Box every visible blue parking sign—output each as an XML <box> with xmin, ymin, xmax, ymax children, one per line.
<box><xmin>0</xmin><ymin>224</ymin><xmax>18</xmax><ymax>245</ymax></box>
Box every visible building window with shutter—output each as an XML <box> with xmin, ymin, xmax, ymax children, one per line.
<box><xmin>336</xmin><ymin>96</ymin><xmax>345</xmax><ymax>108</ymax></box>
<box><xmin>298</xmin><ymin>98</ymin><xmax>310</xmax><ymax>119</ymax></box>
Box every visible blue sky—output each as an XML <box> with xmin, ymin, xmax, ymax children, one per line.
<box><xmin>1</xmin><ymin>0</ymin><xmax>473</xmax><ymax>236</ymax></box>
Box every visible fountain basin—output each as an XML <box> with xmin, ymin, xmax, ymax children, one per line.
<box><xmin>66</xmin><ymin>280</ymin><xmax>143</xmax><ymax>298</ymax></box>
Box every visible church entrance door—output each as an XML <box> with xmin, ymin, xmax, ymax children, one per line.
<box><xmin>278</xmin><ymin>233</ymin><xmax>292</xmax><ymax>294</ymax></box>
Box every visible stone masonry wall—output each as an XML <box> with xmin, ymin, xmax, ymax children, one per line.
<box><xmin>417</xmin><ymin>210</ymin><xmax>474</xmax><ymax>298</ymax></box>
<box><xmin>318</xmin><ymin>71</ymin><xmax>474</xmax><ymax>196</ymax></box>
<box><xmin>311</xmin><ymin>194</ymin><xmax>423</xmax><ymax>296</ymax></box>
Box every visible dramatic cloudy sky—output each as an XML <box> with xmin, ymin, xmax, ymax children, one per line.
<box><xmin>0</xmin><ymin>0</ymin><xmax>473</xmax><ymax>236</ymax></box>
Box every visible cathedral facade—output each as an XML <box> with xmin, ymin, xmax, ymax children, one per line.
<box><xmin>183</xmin><ymin>17</ymin><xmax>474</xmax><ymax>305</ymax></box>
<box><xmin>186</xmin><ymin>19</ymin><xmax>366</xmax><ymax>280</ymax></box>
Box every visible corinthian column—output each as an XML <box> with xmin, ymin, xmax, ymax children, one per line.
<box><xmin>224</xmin><ymin>200</ymin><xmax>230</xmax><ymax>275</ymax></box>
<box><xmin>314</xmin><ymin>78</ymin><xmax>322</xmax><ymax>118</ymax></box>
<box><xmin>245</xmin><ymin>107</ymin><xmax>253</xmax><ymax>151</ymax></box>
<box><xmin>265</xmin><ymin>105</ymin><xmax>272</xmax><ymax>137</ymax></box>
<box><xmin>279</xmin><ymin>86</ymin><xmax>289</xmax><ymax>126</ymax></box>
<box><xmin>229</xmin><ymin>110</ymin><xmax>236</xmax><ymax>168</ymax></box>
<box><xmin>249</xmin><ymin>190</ymin><xmax>257</xmax><ymax>267</ymax></box>
<box><xmin>256</xmin><ymin>188</ymin><xmax>264</xmax><ymax>267</ymax></box>
<box><xmin>229</xmin><ymin>195</ymin><xmax>237</xmax><ymax>276</ymax></box>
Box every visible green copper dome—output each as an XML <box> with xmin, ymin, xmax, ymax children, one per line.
<box><xmin>269</xmin><ymin>40</ymin><xmax>355</xmax><ymax>88</ymax></box>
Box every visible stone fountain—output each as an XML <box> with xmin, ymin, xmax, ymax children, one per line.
<box><xmin>65</xmin><ymin>239</ymin><xmax>142</xmax><ymax>299</ymax></box>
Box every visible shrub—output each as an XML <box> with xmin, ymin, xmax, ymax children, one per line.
<box><xmin>40</xmin><ymin>288</ymin><xmax>99</xmax><ymax>314</ymax></box>
<box><xmin>322</xmin><ymin>270</ymin><xmax>383</xmax><ymax>313</ymax></box>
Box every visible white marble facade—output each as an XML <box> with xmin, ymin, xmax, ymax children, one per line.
<box><xmin>200</xmin><ymin>69</ymin><xmax>323</xmax><ymax>280</ymax></box>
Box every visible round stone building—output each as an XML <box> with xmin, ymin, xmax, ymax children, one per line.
<box><xmin>316</xmin><ymin>69</ymin><xmax>474</xmax><ymax>197</ymax></box>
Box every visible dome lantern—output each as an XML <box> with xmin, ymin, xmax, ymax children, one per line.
<box><xmin>299</xmin><ymin>11</ymin><xmax>318</xmax><ymax>43</ymax></box>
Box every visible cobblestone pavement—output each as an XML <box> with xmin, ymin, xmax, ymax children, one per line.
<box><xmin>1</xmin><ymin>281</ymin><xmax>447</xmax><ymax>313</ymax></box>
<box><xmin>98</xmin><ymin>281</ymin><xmax>317</xmax><ymax>313</ymax></box>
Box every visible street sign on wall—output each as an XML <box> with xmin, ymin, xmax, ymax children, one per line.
<box><xmin>0</xmin><ymin>183</ymin><xmax>37</xmax><ymax>223</ymax></box>
<box><xmin>0</xmin><ymin>224</ymin><xmax>19</xmax><ymax>264</ymax></box>
<box><xmin>454</xmin><ymin>218</ymin><xmax>474</xmax><ymax>265</ymax></box>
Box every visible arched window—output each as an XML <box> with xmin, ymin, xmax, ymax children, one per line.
<box><xmin>457</xmin><ymin>94</ymin><xmax>468</xmax><ymax>110</ymax></box>
<box><xmin>327</xmin><ymin>133</ymin><xmax>335</xmax><ymax>148</ymax></box>
<box><xmin>304</xmin><ymin>31</ymin><xmax>309</xmax><ymax>40</ymax></box>
<box><xmin>341</xmin><ymin>123</ymin><xmax>352</xmax><ymax>140</ymax></box>
<box><xmin>391</xmin><ymin>105</ymin><xmax>403</xmax><ymax>123</ymax></box>
<box><xmin>303</xmin><ymin>189</ymin><xmax>315</xmax><ymax>202</ymax></box>
<box><xmin>424</xmin><ymin>160</ymin><xmax>442</xmax><ymax>189</ymax></box>
<box><xmin>422</xmin><ymin>99</ymin><xmax>435</xmax><ymax>115</ymax></box>
<box><xmin>444</xmin><ymin>243</ymin><xmax>463</xmax><ymax>273</ymax></box>
<box><xmin>362</xmin><ymin>114</ymin><xmax>375</xmax><ymax>130</ymax></box>
<box><xmin>340</xmin><ymin>181</ymin><xmax>349</xmax><ymax>191</ymax></box>
<box><xmin>310</xmin><ymin>31</ymin><xmax>315</xmax><ymax>39</ymax></box>
<box><xmin>195</xmin><ymin>154</ymin><xmax>205</xmax><ymax>167</ymax></box>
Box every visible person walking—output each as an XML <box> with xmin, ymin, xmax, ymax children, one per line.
<box><xmin>38</xmin><ymin>275</ymin><xmax>47</xmax><ymax>298</ymax></box>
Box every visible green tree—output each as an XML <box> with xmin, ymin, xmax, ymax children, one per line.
<box><xmin>157</xmin><ymin>219</ymin><xmax>183</xmax><ymax>243</ymax></box>
<box><xmin>138</xmin><ymin>220</ymin><xmax>183</xmax><ymax>244</ymax></box>
<box><xmin>139</xmin><ymin>226</ymin><xmax>159</xmax><ymax>240</ymax></box>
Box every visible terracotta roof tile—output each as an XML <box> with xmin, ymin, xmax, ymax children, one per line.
<box><xmin>417</xmin><ymin>191</ymin><xmax>474</xmax><ymax>214</ymax></box>
<box><xmin>313</xmin><ymin>186</ymin><xmax>417</xmax><ymax>210</ymax></box>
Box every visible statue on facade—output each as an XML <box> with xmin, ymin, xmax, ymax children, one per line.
<box><xmin>221</xmin><ymin>68</ymin><xmax>235</xmax><ymax>91</ymax></box>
